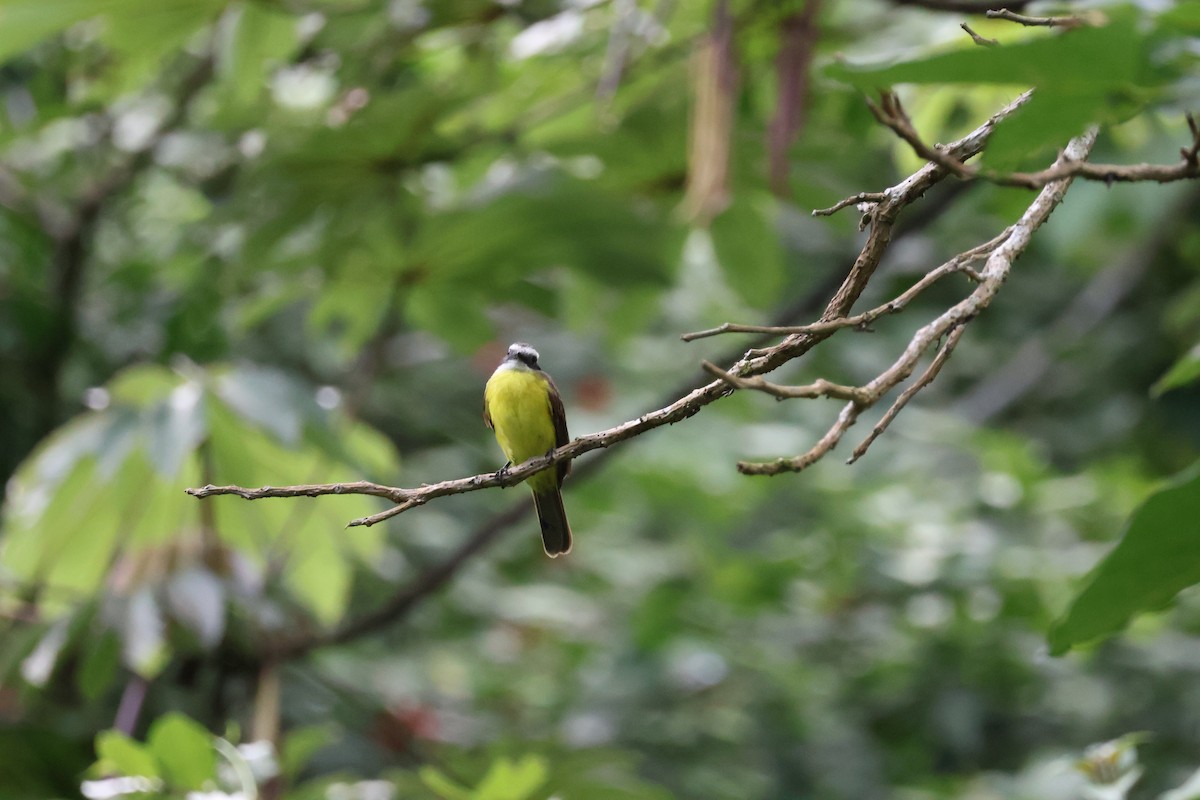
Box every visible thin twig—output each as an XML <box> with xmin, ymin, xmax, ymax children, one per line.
<box><xmin>870</xmin><ymin>93</ymin><xmax>1200</xmax><ymax>190</ymax></box>
<box><xmin>812</xmin><ymin>191</ymin><xmax>888</xmax><ymax>217</ymax></box>
<box><xmin>847</xmin><ymin>324</ymin><xmax>966</xmax><ymax>463</ymax></box>
<box><xmin>734</xmin><ymin>129</ymin><xmax>1099</xmax><ymax>475</ymax></box>
<box><xmin>985</xmin><ymin>7</ymin><xmax>1096</xmax><ymax>28</ymax></box>
<box><xmin>703</xmin><ymin>361</ymin><xmax>868</xmax><ymax>402</ymax></box>
<box><xmin>960</xmin><ymin>22</ymin><xmax>998</xmax><ymax>46</ymax></box>
<box><xmin>954</xmin><ymin>188</ymin><xmax>1200</xmax><ymax>423</ymax></box>
<box><xmin>891</xmin><ymin>0</ymin><xmax>1034</xmax><ymax>11</ymax></box>
<box><xmin>682</xmin><ymin>232</ymin><xmax>1003</xmax><ymax>342</ymax></box>
<box><xmin>739</xmin><ymin>401</ymin><xmax>861</xmax><ymax>476</ymax></box>
<box><xmin>868</xmin><ymin>92</ymin><xmax>973</xmax><ymax>178</ymax></box>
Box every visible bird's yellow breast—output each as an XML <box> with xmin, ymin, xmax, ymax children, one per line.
<box><xmin>484</xmin><ymin>367</ymin><xmax>557</xmax><ymax>467</ymax></box>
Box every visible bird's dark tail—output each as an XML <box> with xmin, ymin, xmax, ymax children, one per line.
<box><xmin>532</xmin><ymin>486</ymin><xmax>572</xmax><ymax>557</ymax></box>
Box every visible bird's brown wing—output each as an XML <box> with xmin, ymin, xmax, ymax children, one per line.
<box><xmin>545</xmin><ymin>374</ymin><xmax>571</xmax><ymax>483</ymax></box>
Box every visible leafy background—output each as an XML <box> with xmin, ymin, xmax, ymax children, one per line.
<box><xmin>0</xmin><ymin>0</ymin><xmax>1199</xmax><ymax>798</ymax></box>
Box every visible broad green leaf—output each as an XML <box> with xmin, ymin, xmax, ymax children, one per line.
<box><xmin>339</xmin><ymin>421</ymin><xmax>402</xmax><ymax>482</ymax></box>
<box><xmin>1151</xmin><ymin>342</ymin><xmax>1200</xmax><ymax>396</ymax></box>
<box><xmin>284</xmin><ymin>511</ymin><xmax>353</xmax><ymax>626</ymax></box>
<box><xmin>412</xmin><ymin>169</ymin><xmax>673</xmax><ymax>290</ymax></box>
<box><xmin>1048</xmin><ymin>462</ymin><xmax>1200</xmax><ymax>654</ymax></box>
<box><xmin>1159</xmin><ymin>2</ymin><xmax>1200</xmax><ymax>35</ymax></box>
<box><xmin>95</xmin><ymin>730</ymin><xmax>160</xmax><ymax>779</ymax></box>
<box><xmin>404</xmin><ymin>282</ymin><xmax>495</xmax><ymax>352</ymax></box>
<box><xmin>218</xmin><ymin>1</ymin><xmax>300</xmax><ymax>107</ymax></box>
<box><xmin>109</xmin><ymin>365</ymin><xmax>188</xmax><ymax>406</ymax></box>
<box><xmin>77</xmin><ymin>631</ymin><xmax>122</xmax><ymax>701</ymax></box>
<box><xmin>215</xmin><ymin>364</ymin><xmax>317</xmax><ymax>445</ymax></box>
<box><xmin>281</xmin><ymin>724</ymin><xmax>337</xmax><ymax>781</ymax></box>
<box><xmin>94</xmin><ymin>0</ymin><xmax>226</xmax><ymax>98</ymax></box>
<box><xmin>709</xmin><ymin>197</ymin><xmax>785</xmax><ymax>308</ymax></box>
<box><xmin>825</xmin><ymin>16</ymin><xmax>1142</xmax><ymax>91</ymax></box>
<box><xmin>824</xmin><ymin>11</ymin><xmax>1153</xmax><ymax>167</ymax></box>
<box><xmin>419</xmin><ymin>765</ymin><xmax>473</xmax><ymax>800</ymax></box>
<box><xmin>308</xmin><ymin>248</ymin><xmax>394</xmax><ymax>353</ymax></box>
<box><xmin>980</xmin><ymin>87</ymin><xmax>1111</xmax><ymax>170</ymax></box>
<box><xmin>0</xmin><ymin>0</ymin><xmax>138</xmax><ymax>63</ymax></box>
<box><xmin>146</xmin><ymin>383</ymin><xmax>207</xmax><ymax>478</ymax></box>
<box><xmin>631</xmin><ymin>580</ymin><xmax>688</xmax><ymax>651</ymax></box>
<box><xmin>147</xmin><ymin>713</ymin><xmax>215</xmax><ymax>790</ymax></box>
<box><xmin>475</xmin><ymin>755</ymin><xmax>549</xmax><ymax>800</ymax></box>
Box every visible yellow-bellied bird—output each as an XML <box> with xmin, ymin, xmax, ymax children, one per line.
<box><xmin>483</xmin><ymin>343</ymin><xmax>572</xmax><ymax>556</ymax></box>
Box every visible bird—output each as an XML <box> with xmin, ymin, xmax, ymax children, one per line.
<box><xmin>483</xmin><ymin>342</ymin><xmax>573</xmax><ymax>556</ymax></box>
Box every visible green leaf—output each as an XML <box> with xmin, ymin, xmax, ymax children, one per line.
<box><xmin>218</xmin><ymin>1</ymin><xmax>301</xmax><ymax>107</ymax></box>
<box><xmin>1151</xmin><ymin>342</ymin><xmax>1200</xmax><ymax>396</ymax></box>
<box><xmin>1048</xmin><ymin>462</ymin><xmax>1200</xmax><ymax>654</ymax></box>
<box><xmin>631</xmin><ymin>581</ymin><xmax>688</xmax><ymax>651</ymax></box>
<box><xmin>281</xmin><ymin>724</ymin><xmax>337</xmax><ymax>781</ymax></box>
<box><xmin>412</xmin><ymin>169</ymin><xmax>673</xmax><ymax>290</ymax></box>
<box><xmin>825</xmin><ymin>17</ymin><xmax>1142</xmax><ymax>91</ymax></box>
<box><xmin>214</xmin><ymin>364</ymin><xmax>317</xmax><ymax>445</ymax></box>
<box><xmin>309</xmin><ymin>248</ymin><xmax>395</xmax><ymax>353</ymax></box>
<box><xmin>709</xmin><ymin>197</ymin><xmax>785</xmax><ymax>308</ymax></box>
<box><xmin>0</xmin><ymin>0</ymin><xmax>134</xmax><ymax>63</ymax></box>
<box><xmin>404</xmin><ymin>282</ymin><xmax>495</xmax><ymax>352</ymax></box>
<box><xmin>476</xmin><ymin>755</ymin><xmax>549</xmax><ymax>800</ymax></box>
<box><xmin>419</xmin><ymin>765</ymin><xmax>474</xmax><ymax>800</ymax></box>
<box><xmin>108</xmin><ymin>365</ymin><xmax>186</xmax><ymax>406</ymax></box>
<box><xmin>283</xmin><ymin>513</ymin><xmax>352</xmax><ymax>626</ymax></box>
<box><xmin>95</xmin><ymin>730</ymin><xmax>161</xmax><ymax>779</ymax></box>
<box><xmin>1159</xmin><ymin>2</ymin><xmax>1200</xmax><ymax>35</ymax></box>
<box><xmin>980</xmin><ymin>87</ymin><xmax>1111</xmax><ymax>170</ymax></box>
<box><xmin>145</xmin><ymin>383</ymin><xmax>207</xmax><ymax>478</ymax></box>
<box><xmin>94</xmin><ymin>0</ymin><xmax>225</xmax><ymax>98</ymax></box>
<box><xmin>824</xmin><ymin>13</ymin><xmax>1152</xmax><ymax>168</ymax></box>
<box><xmin>78</xmin><ymin>631</ymin><xmax>122</xmax><ymax>702</ymax></box>
<box><xmin>147</xmin><ymin>713</ymin><xmax>215</xmax><ymax>790</ymax></box>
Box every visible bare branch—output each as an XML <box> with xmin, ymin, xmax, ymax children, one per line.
<box><xmin>954</xmin><ymin>188</ymin><xmax>1200</xmax><ymax>423</ymax></box>
<box><xmin>998</xmin><ymin>144</ymin><xmax>1200</xmax><ymax>189</ymax></box>
<box><xmin>891</xmin><ymin>0</ymin><xmax>1034</xmax><ymax>11</ymax></box>
<box><xmin>985</xmin><ymin>8</ymin><xmax>1100</xmax><ymax>28</ymax></box>
<box><xmin>960</xmin><ymin>22</ymin><xmax>998</xmax><ymax>47</ymax></box>
<box><xmin>868</xmin><ymin>92</ymin><xmax>973</xmax><ymax>179</ymax></box>
<box><xmin>738</xmin><ymin>401</ymin><xmax>860</xmax><ymax>475</ymax></box>
<box><xmin>871</xmin><ymin>93</ymin><xmax>1200</xmax><ymax>190</ymax></box>
<box><xmin>703</xmin><ymin>361</ymin><xmax>869</xmax><ymax>402</ymax></box>
<box><xmin>847</xmin><ymin>323</ymin><xmax>966</xmax><ymax>463</ymax></box>
<box><xmin>682</xmin><ymin>232</ymin><xmax>1002</xmax><ymax>343</ymax></box>
<box><xmin>734</xmin><ymin>129</ymin><xmax>1099</xmax><ymax>475</ymax></box>
<box><xmin>812</xmin><ymin>191</ymin><xmax>888</xmax><ymax>217</ymax></box>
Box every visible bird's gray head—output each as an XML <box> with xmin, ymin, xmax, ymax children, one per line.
<box><xmin>505</xmin><ymin>342</ymin><xmax>541</xmax><ymax>370</ymax></box>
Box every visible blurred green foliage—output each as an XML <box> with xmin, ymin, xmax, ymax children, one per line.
<box><xmin>0</xmin><ymin>1</ymin><xmax>1198</xmax><ymax>799</ymax></box>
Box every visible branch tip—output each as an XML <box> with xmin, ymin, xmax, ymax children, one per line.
<box><xmin>960</xmin><ymin>22</ymin><xmax>998</xmax><ymax>46</ymax></box>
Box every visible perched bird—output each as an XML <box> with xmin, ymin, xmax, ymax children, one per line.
<box><xmin>483</xmin><ymin>343</ymin><xmax>572</xmax><ymax>556</ymax></box>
